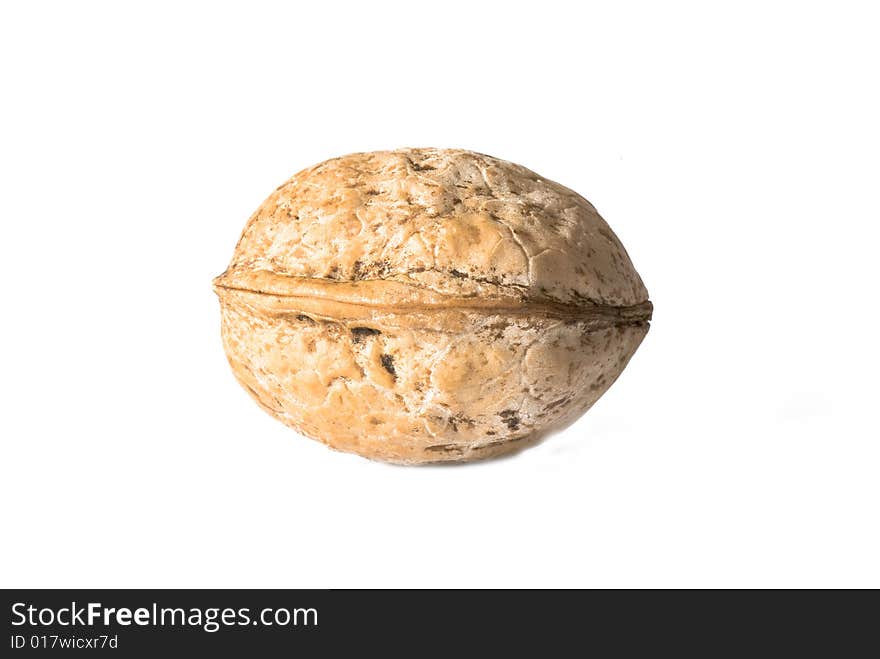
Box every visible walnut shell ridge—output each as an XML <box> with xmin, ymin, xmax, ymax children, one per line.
<box><xmin>213</xmin><ymin>148</ymin><xmax>652</xmax><ymax>464</ymax></box>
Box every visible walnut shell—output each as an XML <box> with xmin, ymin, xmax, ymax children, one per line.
<box><xmin>213</xmin><ymin>148</ymin><xmax>652</xmax><ymax>464</ymax></box>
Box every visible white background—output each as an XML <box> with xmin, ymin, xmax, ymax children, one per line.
<box><xmin>2</xmin><ymin>1</ymin><xmax>878</xmax><ymax>588</ymax></box>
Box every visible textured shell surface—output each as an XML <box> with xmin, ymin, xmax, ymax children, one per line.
<box><xmin>214</xmin><ymin>148</ymin><xmax>652</xmax><ymax>464</ymax></box>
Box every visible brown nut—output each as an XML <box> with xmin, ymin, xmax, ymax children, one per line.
<box><xmin>213</xmin><ymin>148</ymin><xmax>652</xmax><ymax>464</ymax></box>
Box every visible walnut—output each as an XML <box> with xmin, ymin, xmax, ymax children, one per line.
<box><xmin>213</xmin><ymin>148</ymin><xmax>652</xmax><ymax>464</ymax></box>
